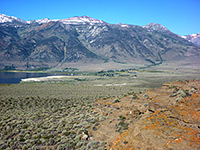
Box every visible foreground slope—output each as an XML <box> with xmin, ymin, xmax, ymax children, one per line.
<box><xmin>91</xmin><ymin>80</ymin><xmax>200</xmax><ymax>149</ymax></box>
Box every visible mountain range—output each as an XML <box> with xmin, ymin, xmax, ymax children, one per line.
<box><xmin>0</xmin><ymin>14</ymin><xmax>199</xmax><ymax>71</ymax></box>
<box><xmin>181</xmin><ymin>33</ymin><xmax>200</xmax><ymax>46</ymax></box>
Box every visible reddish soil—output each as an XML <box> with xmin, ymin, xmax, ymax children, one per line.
<box><xmin>89</xmin><ymin>80</ymin><xmax>200</xmax><ymax>150</ymax></box>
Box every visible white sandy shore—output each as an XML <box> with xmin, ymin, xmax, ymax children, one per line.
<box><xmin>21</xmin><ymin>76</ymin><xmax>68</xmax><ymax>82</ymax></box>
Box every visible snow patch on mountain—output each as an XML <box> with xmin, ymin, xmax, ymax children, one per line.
<box><xmin>59</xmin><ymin>16</ymin><xmax>106</xmax><ymax>24</ymax></box>
<box><xmin>27</xmin><ymin>18</ymin><xmax>51</xmax><ymax>24</ymax></box>
<box><xmin>0</xmin><ymin>14</ymin><xmax>26</xmax><ymax>24</ymax></box>
<box><xmin>181</xmin><ymin>33</ymin><xmax>200</xmax><ymax>46</ymax></box>
<box><xmin>36</xmin><ymin>18</ymin><xmax>51</xmax><ymax>24</ymax></box>
<box><xmin>1</xmin><ymin>14</ymin><xmax>107</xmax><ymax>25</ymax></box>
<box><xmin>143</xmin><ymin>23</ymin><xmax>169</xmax><ymax>32</ymax></box>
<box><xmin>181</xmin><ymin>35</ymin><xmax>187</xmax><ymax>39</ymax></box>
<box><xmin>121</xmin><ymin>24</ymin><xmax>129</xmax><ymax>28</ymax></box>
<box><xmin>181</xmin><ymin>33</ymin><xmax>200</xmax><ymax>40</ymax></box>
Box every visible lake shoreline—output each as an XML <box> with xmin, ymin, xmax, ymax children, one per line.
<box><xmin>0</xmin><ymin>71</ymin><xmax>69</xmax><ymax>84</ymax></box>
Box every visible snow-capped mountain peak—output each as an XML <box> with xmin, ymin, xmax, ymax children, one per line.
<box><xmin>0</xmin><ymin>14</ymin><xmax>26</xmax><ymax>24</ymax></box>
<box><xmin>143</xmin><ymin>23</ymin><xmax>169</xmax><ymax>32</ymax></box>
<box><xmin>181</xmin><ymin>33</ymin><xmax>200</xmax><ymax>40</ymax></box>
<box><xmin>36</xmin><ymin>18</ymin><xmax>50</xmax><ymax>24</ymax></box>
<box><xmin>181</xmin><ymin>33</ymin><xmax>200</xmax><ymax>46</ymax></box>
<box><xmin>0</xmin><ymin>14</ymin><xmax>107</xmax><ymax>25</ymax></box>
<box><xmin>27</xmin><ymin>18</ymin><xmax>51</xmax><ymax>24</ymax></box>
<box><xmin>59</xmin><ymin>15</ymin><xmax>106</xmax><ymax>24</ymax></box>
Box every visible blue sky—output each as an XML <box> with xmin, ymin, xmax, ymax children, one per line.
<box><xmin>0</xmin><ymin>0</ymin><xmax>199</xmax><ymax>35</ymax></box>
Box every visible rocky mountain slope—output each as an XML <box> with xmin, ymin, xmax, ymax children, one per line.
<box><xmin>0</xmin><ymin>14</ymin><xmax>200</xmax><ymax>70</ymax></box>
<box><xmin>91</xmin><ymin>80</ymin><xmax>200</xmax><ymax>149</ymax></box>
<box><xmin>182</xmin><ymin>33</ymin><xmax>200</xmax><ymax>46</ymax></box>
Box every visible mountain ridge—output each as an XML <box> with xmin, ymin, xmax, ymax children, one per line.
<box><xmin>143</xmin><ymin>23</ymin><xmax>170</xmax><ymax>32</ymax></box>
<box><xmin>0</xmin><ymin>14</ymin><xmax>26</xmax><ymax>24</ymax></box>
<box><xmin>181</xmin><ymin>33</ymin><xmax>200</xmax><ymax>46</ymax></box>
<box><xmin>0</xmin><ymin>14</ymin><xmax>107</xmax><ymax>25</ymax></box>
<box><xmin>0</xmin><ymin>14</ymin><xmax>199</xmax><ymax>71</ymax></box>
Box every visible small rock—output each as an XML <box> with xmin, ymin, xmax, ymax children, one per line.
<box><xmin>189</xmin><ymin>88</ymin><xmax>197</xmax><ymax>94</ymax></box>
<box><xmin>170</xmin><ymin>92</ymin><xmax>177</xmax><ymax>97</ymax></box>
<box><xmin>178</xmin><ymin>90</ymin><xmax>187</xmax><ymax>97</ymax></box>
<box><xmin>89</xmin><ymin>137</ymin><xmax>93</xmax><ymax>141</ymax></box>
<box><xmin>175</xmin><ymin>97</ymin><xmax>182</xmax><ymax>103</ymax></box>
<box><xmin>142</xmin><ymin>93</ymin><xmax>149</xmax><ymax>100</ymax></box>
<box><xmin>92</xmin><ymin>126</ymin><xmax>97</xmax><ymax>131</ymax></box>
<box><xmin>81</xmin><ymin>132</ymin><xmax>88</xmax><ymax>140</ymax></box>
<box><xmin>113</xmin><ymin>98</ymin><xmax>120</xmax><ymax>103</ymax></box>
<box><xmin>133</xmin><ymin>127</ymin><xmax>140</xmax><ymax>136</ymax></box>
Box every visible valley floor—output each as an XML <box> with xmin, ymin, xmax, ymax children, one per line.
<box><xmin>0</xmin><ymin>70</ymin><xmax>199</xmax><ymax>149</ymax></box>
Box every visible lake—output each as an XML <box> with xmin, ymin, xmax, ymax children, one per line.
<box><xmin>0</xmin><ymin>72</ymin><xmax>65</xmax><ymax>84</ymax></box>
